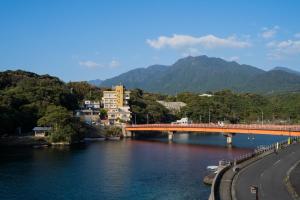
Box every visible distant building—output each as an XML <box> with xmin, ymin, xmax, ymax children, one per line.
<box><xmin>75</xmin><ymin>109</ymin><xmax>100</xmax><ymax>125</ymax></box>
<box><xmin>157</xmin><ymin>101</ymin><xmax>186</xmax><ymax>113</ymax></box>
<box><xmin>102</xmin><ymin>85</ymin><xmax>131</xmax><ymax>125</ymax></box>
<box><xmin>84</xmin><ymin>100</ymin><xmax>100</xmax><ymax>109</ymax></box>
<box><xmin>107</xmin><ymin>106</ymin><xmax>131</xmax><ymax>124</ymax></box>
<box><xmin>33</xmin><ymin>127</ymin><xmax>52</xmax><ymax>137</ymax></box>
<box><xmin>171</xmin><ymin>117</ymin><xmax>192</xmax><ymax>124</ymax></box>
<box><xmin>74</xmin><ymin>100</ymin><xmax>101</xmax><ymax>125</ymax></box>
<box><xmin>199</xmin><ymin>93</ymin><xmax>213</xmax><ymax>97</ymax></box>
<box><xmin>102</xmin><ymin>90</ymin><xmax>117</xmax><ymax>110</ymax></box>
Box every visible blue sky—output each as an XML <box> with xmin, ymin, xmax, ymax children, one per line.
<box><xmin>0</xmin><ymin>0</ymin><xmax>300</xmax><ymax>81</ymax></box>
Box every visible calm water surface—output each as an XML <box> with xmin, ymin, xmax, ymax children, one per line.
<box><xmin>0</xmin><ymin>133</ymin><xmax>288</xmax><ymax>200</ymax></box>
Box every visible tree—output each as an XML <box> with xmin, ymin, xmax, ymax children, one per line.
<box><xmin>129</xmin><ymin>89</ymin><xmax>176</xmax><ymax>124</ymax></box>
<box><xmin>38</xmin><ymin>105</ymin><xmax>84</xmax><ymax>143</ymax></box>
<box><xmin>38</xmin><ymin>105</ymin><xmax>71</xmax><ymax>129</ymax></box>
<box><xmin>100</xmin><ymin>108</ymin><xmax>107</xmax><ymax>120</ymax></box>
<box><xmin>104</xmin><ymin>126</ymin><xmax>122</xmax><ymax>137</ymax></box>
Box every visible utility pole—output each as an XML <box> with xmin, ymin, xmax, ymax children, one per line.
<box><xmin>134</xmin><ymin>114</ymin><xmax>137</xmax><ymax>125</ymax></box>
<box><xmin>147</xmin><ymin>114</ymin><xmax>149</xmax><ymax>124</ymax></box>
<box><xmin>258</xmin><ymin>108</ymin><xmax>264</xmax><ymax>125</ymax></box>
<box><xmin>199</xmin><ymin>115</ymin><xmax>202</xmax><ymax>123</ymax></box>
<box><xmin>209</xmin><ymin>108</ymin><xmax>211</xmax><ymax>124</ymax></box>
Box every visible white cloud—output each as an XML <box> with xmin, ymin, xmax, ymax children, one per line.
<box><xmin>79</xmin><ymin>59</ymin><xmax>120</xmax><ymax>69</ymax></box>
<box><xmin>152</xmin><ymin>56</ymin><xmax>160</xmax><ymax>61</ymax></box>
<box><xmin>109</xmin><ymin>60</ymin><xmax>120</xmax><ymax>68</ymax></box>
<box><xmin>266</xmin><ymin>41</ymin><xmax>277</xmax><ymax>48</ymax></box>
<box><xmin>182</xmin><ymin>47</ymin><xmax>201</xmax><ymax>57</ymax></box>
<box><xmin>146</xmin><ymin>34</ymin><xmax>251</xmax><ymax>49</ymax></box>
<box><xmin>294</xmin><ymin>33</ymin><xmax>300</xmax><ymax>38</ymax></box>
<box><xmin>79</xmin><ymin>60</ymin><xmax>102</xmax><ymax>69</ymax></box>
<box><xmin>261</xmin><ymin>26</ymin><xmax>279</xmax><ymax>39</ymax></box>
<box><xmin>228</xmin><ymin>56</ymin><xmax>240</xmax><ymax>62</ymax></box>
<box><xmin>267</xmin><ymin>39</ymin><xmax>300</xmax><ymax>59</ymax></box>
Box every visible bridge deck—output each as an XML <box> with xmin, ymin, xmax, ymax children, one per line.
<box><xmin>125</xmin><ymin>124</ymin><xmax>300</xmax><ymax>136</ymax></box>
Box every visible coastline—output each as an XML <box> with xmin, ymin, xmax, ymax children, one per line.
<box><xmin>0</xmin><ymin>135</ymin><xmax>121</xmax><ymax>148</ymax></box>
<box><xmin>0</xmin><ymin>136</ymin><xmax>49</xmax><ymax>147</ymax></box>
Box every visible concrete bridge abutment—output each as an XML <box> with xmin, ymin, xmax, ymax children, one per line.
<box><xmin>125</xmin><ymin>131</ymin><xmax>132</xmax><ymax>138</ymax></box>
<box><xmin>223</xmin><ymin>133</ymin><xmax>234</xmax><ymax>145</ymax></box>
<box><xmin>123</xmin><ymin>130</ymin><xmax>136</xmax><ymax>138</ymax></box>
<box><xmin>168</xmin><ymin>131</ymin><xmax>175</xmax><ymax>141</ymax></box>
<box><xmin>122</xmin><ymin>125</ymin><xmax>134</xmax><ymax>138</ymax></box>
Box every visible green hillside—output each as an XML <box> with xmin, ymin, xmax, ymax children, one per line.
<box><xmin>100</xmin><ymin>56</ymin><xmax>300</xmax><ymax>94</ymax></box>
<box><xmin>0</xmin><ymin>70</ymin><xmax>92</xmax><ymax>142</ymax></box>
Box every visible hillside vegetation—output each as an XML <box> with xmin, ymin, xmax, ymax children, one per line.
<box><xmin>0</xmin><ymin>70</ymin><xmax>174</xmax><ymax>141</ymax></box>
<box><xmin>100</xmin><ymin>55</ymin><xmax>300</xmax><ymax>94</ymax></box>
<box><xmin>1</xmin><ymin>70</ymin><xmax>300</xmax><ymax>144</ymax></box>
<box><xmin>175</xmin><ymin>90</ymin><xmax>300</xmax><ymax>124</ymax></box>
<box><xmin>0</xmin><ymin>70</ymin><xmax>104</xmax><ymax>143</ymax></box>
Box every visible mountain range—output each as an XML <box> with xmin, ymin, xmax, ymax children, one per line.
<box><xmin>90</xmin><ymin>55</ymin><xmax>300</xmax><ymax>94</ymax></box>
<box><xmin>88</xmin><ymin>79</ymin><xmax>103</xmax><ymax>86</ymax></box>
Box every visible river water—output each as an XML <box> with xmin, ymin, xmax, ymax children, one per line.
<box><xmin>0</xmin><ymin>133</ymin><xmax>287</xmax><ymax>200</ymax></box>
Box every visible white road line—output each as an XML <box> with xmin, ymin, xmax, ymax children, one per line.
<box><xmin>260</xmin><ymin>183</ymin><xmax>265</xmax><ymax>197</ymax></box>
<box><xmin>288</xmin><ymin>151</ymin><xmax>296</xmax><ymax>158</ymax></box>
<box><xmin>273</xmin><ymin>159</ymin><xmax>281</xmax><ymax>166</ymax></box>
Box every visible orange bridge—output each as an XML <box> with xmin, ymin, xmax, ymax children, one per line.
<box><xmin>125</xmin><ymin>123</ymin><xmax>300</xmax><ymax>144</ymax></box>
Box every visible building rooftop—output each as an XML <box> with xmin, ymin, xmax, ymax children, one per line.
<box><xmin>157</xmin><ymin>101</ymin><xmax>186</xmax><ymax>111</ymax></box>
<box><xmin>33</xmin><ymin>127</ymin><xmax>52</xmax><ymax>131</ymax></box>
<box><xmin>103</xmin><ymin>90</ymin><xmax>116</xmax><ymax>93</ymax></box>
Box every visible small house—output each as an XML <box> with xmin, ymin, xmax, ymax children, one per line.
<box><xmin>33</xmin><ymin>127</ymin><xmax>52</xmax><ymax>137</ymax></box>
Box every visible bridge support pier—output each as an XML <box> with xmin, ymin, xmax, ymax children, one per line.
<box><xmin>122</xmin><ymin>125</ymin><xmax>133</xmax><ymax>138</ymax></box>
<box><xmin>224</xmin><ymin>133</ymin><xmax>233</xmax><ymax>145</ymax></box>
<box><xmin>168</xmin><ymin>131</ymin><xmax>174</xmax><ymax>141</ymax></box>
<box><xmin>125</xmin><ymin>131</ymin><xmax>132</xmax><ymax>138</ymax></box>
<box><xmin>227</xmin><ymin>135</ymin><xmax>232</xmax><ymax>145</ymax></box>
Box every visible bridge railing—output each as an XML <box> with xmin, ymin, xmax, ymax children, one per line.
<box><xmin>211</xmin><ymin>137</ymin><xmax>300</xmax><ymax>200</ymax></box>
<box><xmin>234</xmin><ymin>136</ymin><xmax>300</xmax><ymax>165</ymax></box>
<box><xmin>126</xmin><ymin>123</ymin><xmax>300</xmax><ymax>132</ymax></box>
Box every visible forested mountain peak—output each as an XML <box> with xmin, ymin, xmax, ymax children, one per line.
<box><xmin>99</xmin><ymin>55</ymin><xmax>300</xmax><ymax>94</ymax></box>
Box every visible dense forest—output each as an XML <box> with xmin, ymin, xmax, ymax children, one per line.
<box><xmin>129</xmin><ymin>89</ymin><xmax>176</xmax><ymax>124</ymax></box>
<box><xmin>1</xmin><ymin>70</ymin><xmax>300</xmax><ymax>143</ymax></box>
<box><xmin>0</xmin><ymin>70</ymin><xmax>105</xmax><ymax>142</ymax></box>
<box><xmin>0</xmin><ymin>70</ymin><xmax>174</xmax><ymax>142</ymax></box>
<box><xmin>129</xmin><ymin>89</ymin><xmax>300</xmax><ymax>125</ymax></box>
<box><xmin>100</xmin><ymin>55</ymin><xmax>300</xmax><ymax>94</ymax></box>
<box><xmin>175</xmin><ymin>90</ymin><xmax>300</xmax><ymax>124</ymax></box>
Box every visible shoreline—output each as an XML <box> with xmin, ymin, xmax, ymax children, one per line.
<box><xmin>0</xmin><ymin>136</ymin><xmax>49</xmax><ymax>147</ymax></box>
<box><xmin>0</xmin><ymin>135</ymin><xmax>123</xmax><ymax>148</ymax></box>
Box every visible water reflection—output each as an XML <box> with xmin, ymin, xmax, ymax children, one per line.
<box><xmin>138</xmin><ymin>132</ymin><xmax>289</xmax><ymax>149</ymax></box>
<box><xmin>0</xmin><ymin>133</ymin><xmax>289</xmax><ymax>200</ymax></box>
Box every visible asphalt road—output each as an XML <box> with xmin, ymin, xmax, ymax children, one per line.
<box><xmin>233</xmin><ymin>143</ymin><xmax>300</xmax><ymax>200</ymax></box>
<box><xmin>290</xmin><ymin>160</ymin><xmax>300</xmax><ymax>197</ymax></box>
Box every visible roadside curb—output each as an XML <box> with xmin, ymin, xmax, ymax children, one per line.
<box><xmin>285</xmin><ymin>160</ymin><xmax>300</xmax><ymax>200</ymax></box>
<box><xmin>231</xmin><ymin>150</ymin><xmax>274</xmax><ymax>200</ymax></box>
<box><xmin>211</xmin><ymin>138</ymin><xmax>300</xmax><ymax>200</ymax></box>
